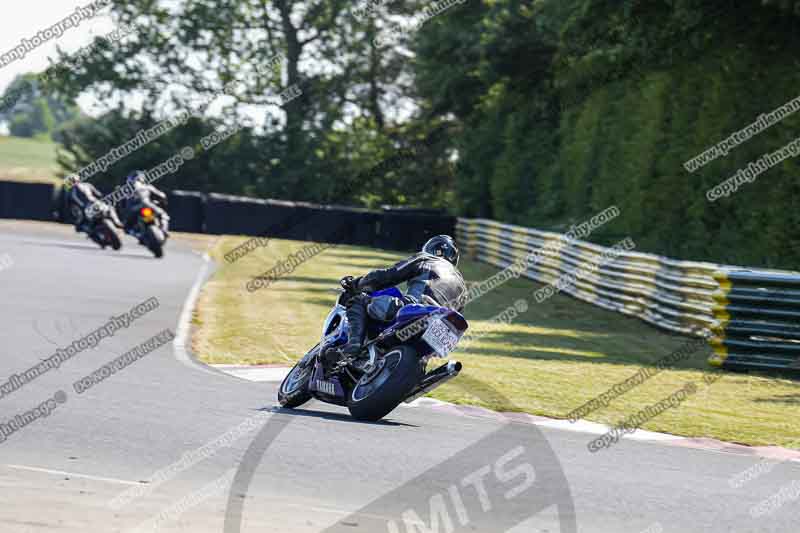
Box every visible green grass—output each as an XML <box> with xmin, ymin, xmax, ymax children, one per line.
<box><xmin>194</xmin><ymin>236</ymin><xmax>800</xmax><ymax>447</ymax></box>
<box><xmin>0</xmin><ymin>136</ymin><xmax>61</xmax><ymax>184</ymax></box>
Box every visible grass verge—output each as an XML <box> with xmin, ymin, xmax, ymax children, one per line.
<box><xmin>193</xmin><ymin>235</ymin><xmax>800</xmax><ymax>447</ymax></box>
<box><xmin>0</xmin><ymin>136</ymin><xmax>61</xmax><ymax>184</ymax></box>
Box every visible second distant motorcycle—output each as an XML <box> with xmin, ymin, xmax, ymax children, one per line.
<box><xmin>122</xmin><ymin>171</ymin><xmax>170</xmax><ymax>258</ymax></box>
<box><xmin>67</xmin><ymin>181</ymin><xmax>123</xmax><ymax>251</ymax></box>
<box><xmin>84</xmin><ymin>201</ymin><xmax>123</xmax><ymax>251</ymax></box>
<box><xmin>130</xmin><ymin>204</ymin><xmax>168</xmax><ymax>258</ymax></box>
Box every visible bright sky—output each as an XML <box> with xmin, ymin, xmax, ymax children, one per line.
<box><xmin>0</xmin><ymin>2</ymin><xmax>117</xmax><ymax>86</ymax></box>
<box><xmin>0</xmin><ymin>1</ymin><xmax>417</xmax><ymax>130</ymax></box>
<box><xmin>0</xmin><ymin>1</ymin><xmax>115</xmax><ymax>111</ymax></box>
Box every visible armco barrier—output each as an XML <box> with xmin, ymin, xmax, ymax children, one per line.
<box><xmin>456</xmin><ymin>217</ymin><xmax>722</xmax><ymax>337</ymax></box>
<box><xmin>710</xmin><ymin>270</ymin><xmax>800</xmax><ymax>371</ymax></box>
<box><xmin>0</xmin><ymin>181</ymin><xmax>56</xmax><ymax>221</ymax></box>
<box><xmin>457</xmin><ymin>218</ymin><xmax>800</xmax><ymax>372</ymax></box>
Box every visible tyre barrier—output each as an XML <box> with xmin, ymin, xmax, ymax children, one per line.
<box><xmin>203</xmin><ymin>193</ymin><xmax>278</xmax><ymax>236</ymax></box>
<box><xmin>1</xmin><ymin>182</ymin><xmax>453</xmax><ymax>251</ymax></box>
<box><xmin>710</xmin><ymin>270</ymin><xmax>800</xmax><ymax>371</ymax></box>
<box><xmin>0</xmin><ymin>181</ymin><xmax>57</xmax><ymax>222</ymax></box>
<box><xmin>380</xmin><ymin>207</ymin><xmax>456</xmax><ymax>251</ymax></box>
<box><xmin>54</xmin><ymin>184</ymin><xmax>72</xmax><ymax>224</ymax></box>
<box><xmin>201</xmin><ymin>194</ymin><xmax>379</xmax><ymax>245</ymax></box>
<box><xmin>192</xmin><ymin>193</ymin><xmax>455</xmax><ymax>249</ymax></box>
<box><xmin>167</xmin><ymin>191</ymin><xmax>204</xmax><ymax>233</ymax></box>
<box><xmin>305</xmin><ymin>205</ymin><xmax>381</xmax><ymax>247</ymax></box>
<box><xmin>5</xmin><ymin>180</ymin><xmax>798</xmax><ymax>372</ymax></box>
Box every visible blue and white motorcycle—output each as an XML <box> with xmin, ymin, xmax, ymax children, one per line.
<box><xmin>278</xmin><ymin>279</ymin><xmax>468</xmax><ymax>421</ymax></box>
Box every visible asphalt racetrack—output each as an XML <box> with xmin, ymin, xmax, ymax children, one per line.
<box><xmin>0</xmin><ymin>221</ymin><xmax>796</xmax><ymax>533</ymax></box>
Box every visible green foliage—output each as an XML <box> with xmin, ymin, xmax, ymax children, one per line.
<box><xmin>43</xmin><ymin>0</ymin><xmax>451</xmax><ymax>208</ymax></box>
<box><xmin>23</xmin><ymin>0</ymin><xmax>799</xmax><ymax>267</ymax></box>
<box><xmin>56</xmin><ymin>108</ymin><xmax>268</xmax><ymax>195</ymax></box>
<box><xmin>413</xmin><ymin>0</ymin><xmax>800</xmax><ymax>268</ymax></box>
<box><xmin>0</xmin><ymin>74</ymin><xmax>81</xmax><ymax>139</ymax></box>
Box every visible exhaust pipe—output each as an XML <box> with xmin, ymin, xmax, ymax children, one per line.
<box><xmin>404</xmin><ymin>360</ymin><xmax>462</xmax><ymax>403</ymax></box>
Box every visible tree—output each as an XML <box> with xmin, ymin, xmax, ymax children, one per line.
<box><xmin>48</xmin><ymin>0</ymin><xmax>424</xmax><ymax>204</ymax></box>
<box><xmin>0</xmin><ymin>74</ymin><xmax>81</xmax><ymax>138</ymax></box>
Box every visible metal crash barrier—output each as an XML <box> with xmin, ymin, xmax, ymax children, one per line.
<box><xmin>457</xmin><ymin>218</ymin><xmax>800</xmax><ymax>372</ymax></box>
<box><xmin>456</xmin><ymin>218</ymin><xmax>720</xmax><ymax>336</ymax></box>
<box><xmin>710</xmin><ymin>270</ymin><xmax>800</xmax><ymax>371</ymax></box>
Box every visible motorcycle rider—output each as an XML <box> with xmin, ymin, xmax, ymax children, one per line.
<box><xmin>66</xmin><ymin>179</ymin><xmax>122</xmax><ymax>232</ymax></box>
<box><xmin>329</xmin><ymin>235</ymin><xmax>467</xmax><ymax>363</ymax></box>
<box><xmin>122</xmin><ymin>170</ymin><xmax>170</xmax><ymax>237</ymax></box>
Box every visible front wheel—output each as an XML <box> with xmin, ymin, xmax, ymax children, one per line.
<box><xmin>347</xmin><ymin>345</ymin><xmax>422</xmax><ymax>422</ymax></box>
<box><xmin>87</xmin><ymin>226</ymin><xmax>106</xmax><ymax>248</ymax></box>
<box><xmin>101</xmin><ymin>220</ymin><xmax>122</xmax><ymax>250</ymax></box>
<box><xmin>144</xmin><ymin>225</ymin><xmax>164</xmax><ymax>258</ymax></box>
<box><xmin>278</xmin><ymin>345</ymin><xmax>318</xmax><ymax>408</ymax></box>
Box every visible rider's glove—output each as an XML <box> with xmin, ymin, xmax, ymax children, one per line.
<box><xmin>340</xmin><ymin>275</ymin><xmax>361</xmax><ymax>294</ymax></box>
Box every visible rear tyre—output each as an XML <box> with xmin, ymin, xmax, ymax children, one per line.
<box><xmin>347</xmin><ymin>345</ymin><xmax>422</xmax><ymax>422</ymax></box>
<box><xmin>145</xmin><ymin>226</ymin><xmax>164</xmax><ymax>258</ymax></box>
<box><xmin>278</xmin><ymin>345</ymin><xmax>317</xmax><ymax>408</ymax></box>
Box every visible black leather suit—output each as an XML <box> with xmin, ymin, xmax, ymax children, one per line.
<box><xmin>69</xmin><ymin>182</ymin><xmax>104</xmax><ymax>230</ymax></box>
<box><xmin>353</xmin><ymin>252</ymin><xmax>468</xmax><ymax>322</ymax></box>
<box><xmin>331</xmin><ymin>251</ymin><xmax>467</xmax><ymax>358</ymax></box>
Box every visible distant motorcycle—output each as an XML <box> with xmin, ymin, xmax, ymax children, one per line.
<box><xmin>278</xmin><ymin>279</ymin><xmax>468</xmax><ymax>421</ymax></box>
<box><xmin>130</xmin><ymin>204</ymin><xmax>168</xmax><ymax>258</ymax></box>
<box><xmin>82</xmin><ymin>202</ymin><xmax>122</xmax><ymax>251</ymax></box>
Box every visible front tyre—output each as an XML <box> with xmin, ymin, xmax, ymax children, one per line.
<box><xmin>278</xmin><ymin>345</ymin><xmax>318</xmax><ymax>408</ymax></box>
<box><xmin>102</xmin><ymin>220</ymin><xmax>122</xmax><ymax>250</ymax></box>
<box><xmin>145</xmin><ymin>225</ymin><xmax>164</xmax><ymax>258</ymax></box>
<box><xmin>347</xmin><ymin>345</ymin><xmax>422</xmax><ymax>422</ymax></box>
<box><xmin>87</xmin><ymin>227</ymin><xmax>106</xmax><ymax>249</ymax></box>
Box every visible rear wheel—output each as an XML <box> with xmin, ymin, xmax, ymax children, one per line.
<box><xmin>347</xmin><ymin>345</ymin><xmax>422</xmax><ymax>421</ymax></box>
<box><xmin>278</xmin><ymin>345</ymin><xmax>318</xmax><ymax>408</ymax></box>
<box><xmin>145</xmin><ymin>225</ymin><xmax>164</xmax><ymax>258</ymax></box>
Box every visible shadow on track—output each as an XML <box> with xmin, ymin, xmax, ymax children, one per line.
<box><xmin>20</xmin><ymin>239</ymin><xmax>155</xmax><ymax>259</ymax></box>
<box><xmin>259</xmin><ymin>404</ymin><xmax>419</xmax><ymax>427</ymax></box>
